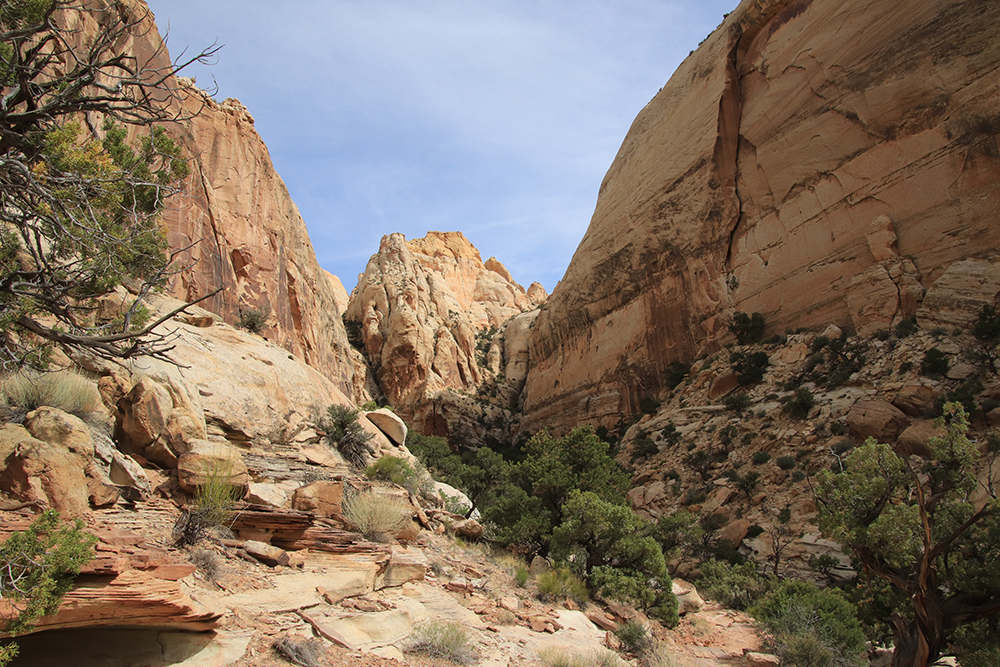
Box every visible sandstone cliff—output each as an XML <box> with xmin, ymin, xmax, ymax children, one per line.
<box><xmin>522</xmin><ymin>0</ymin><xmax>1000</xmax><ymax>435</ymax></box>
<box><xmin>345</xmin><ymin>232</ymin><xmax>546</xmax><ymax>436</ymax></box>
<box><xmin>73</xmin><ymin>2</ymin><xmax>362</xmax><ymax>400</ymax></box>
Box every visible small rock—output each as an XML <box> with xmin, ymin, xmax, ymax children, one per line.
<box><xmin>586</xmin><ymin>608</ymin><xmax>619</xmax><ymax>631</ymax></box>
<box><xmin>744</xmin><ymin>652</ymin><xmax>781</xmax><ymax>667</ymax></box>
<box><xmin>452</xmin><ymin>518</ymin><xmax>484</xmax><ymax>539</ymax></box>
<box><xmin>243</xmin><ymin>540</ymin><xmax>290</xmax><ymax>567</ymax></box>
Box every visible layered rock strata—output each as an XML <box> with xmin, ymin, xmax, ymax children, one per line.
<box><xmin>345</xmin><ymin>232</ymin><xmax>546</xmax><ymax>436</ymax></box>
<box><xmin>523</xmin><ymin>0</ymin><xmax>1000</xmax><ymax>434</ymax></box>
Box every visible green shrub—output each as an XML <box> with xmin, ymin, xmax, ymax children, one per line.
<box><xmin>973</xmin><ymin>305</ymin><xmax>1000</xmax><ymax>374</ymax></box>
<box><xmin>723</xmin><ymin>392</ymin><xmax>752</xmax><ymax>413</ymax></box>
<box><xmin>342</xmin><ymin>317</ymin><xmax>365</xmax><ymax>351</ymax></box>
<box><xmin>0</xmin><ymin>511</ymin><xmax>96</xmax><ymax>665</ymax></box>
<box><xmin>898</xmin><ymin>360</ymin><xmax>913</xmax><ymax>374</ymax></box>
<box><xmin>698</xmin><ymin>559</ymin><xmax>773</xmax><ymax>611</ymax></box>
<box><xmin>237</xmin><ymin>306</ymin><xmax>269</xmax><ymax>334</ymax></box>
<box><xmin>0</xmin><ymin>370</ymin><xmax>104</xmax><ymax>424</ymax></box>
<box><xmin>317</xmin><ymin>403</ymin><xmax>373</xmax><ymax>469</ymax></box>
<box><xmin>776</xmin><ymin>455</ymin><xmax>796</xmax><ymax>470</ymax></box>
<box><xmin>749</xmin><ymin>580</ymin><xmax>866</xmax><ymax>667</ymax></box>
<box><xmin>537</xmin><ymin>567</ymin><xmax>588</xmax><ymax>605</ymax></box>
<box><xmin>614</xmin><ymin>619</ymin><xmax>655</xmax><ymax>657</ymax></box>
<box><xmin>752</xmin><ymin>451</ymin><xmax>772</xmax><ymax>465</ymax></box>
<box><xmin>945</xmin><ymin>376</ymin><xmax>984</xmax><ymax>417</ymax></box>
<box><xmin>921</xmin><ymin>347</ymin><xmax>950</xmax><ymax>378</ymax></box>
<box><xmin>405</xmin><ymin>621</ymin><xmax>478</xmax><ymax>665</ymax></box>
<box><xmin>174</xmin><ymin>461</ymin><xmax>243</xmax><ymax>546</ymax></box>
<box><xmin>365</xmin><ymin>455</ymin><xmax>429</xmax><ymax>494</ymax></box>
<box><xmin>730</xmin><ymin>351</ymin><xmax>770</xmax><ymax>385</ymax></box>
<box><xmin>729</xmin><ymin>311</ymin><xmax>766</xmax><ymax>345</ymax></box>
<box><xmin>894</xmin><ymin>316</ymin><xmax>918</xmax><ymax>338</ymax></box>
<box><xmin>791</xmin><ymin>470</ymin><xmax>806</xmax><ymax>482</ymax></box>
<box><xmin>660</xmin><ymin>423</ymin><xmax>682</xmax><ymax>447</ymax></box>
<box><xmin>342</xmin><ymin>489</ymin><xmax>412</xmax><ymax>542</ymax></box>
<box><xmin>665</xmin><ymin>361</ymin><xmax>690</xmax><ymax>389</ymax></box>
<box><xmin>639</xmin><ymin>396</ymin><xmax>661</xmax><ymax>415</ymax></box>
<box><xmin>630</xmin><ymin>436</ymin><xmax>659</xmax><ymax>462</ymax></box>
<box><xmin>784</xmin><ymin>387</ymin><xmax>815</xmax><ymax>419</ymax></box>
<box><xmin>514</xmin><ymin>564</ymin><xmax>529</xmax><ymax>588</ymax></box>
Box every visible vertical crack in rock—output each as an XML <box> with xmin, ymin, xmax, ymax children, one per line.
<box><xmin>194</xmin><ymin>159</ymin><xmax>232</xmax><ymax>311</ymax></box>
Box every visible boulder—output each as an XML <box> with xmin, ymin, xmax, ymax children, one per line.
<box><xmin>376</xmin><ymin>545</ymin><xmax>427</xmax><ymax>589</ymax></box>
<box><xmin>292</xmin><ymin>481</ymin><xmax>344</xmax><ymax>518</ymax></box>
<box><xmin>109</xmin><ymin>452</ymin><xmax>152</xmax><ymax>497</ymax></box>
<box><xmin>0</xmin><ymin>438</ymin><xmax>89</xmax><ymax>516</ymax></box>
<box><xmin>23</xmin><ymin>407</ymin><xmax>95</xmax><ymax>457</ymax></box>
<box><xmin>451</xmin><ymin>518</ymin><xmax>484</xmax><ymax>540</ymax></box>
<box><xmin>893</xmin><ymin>384</ymin><xmax>940</xmax><ymax>417</ymax></box>
<box><xmin>716</xmin><ymin>518</ymin><xmax>751</xmax><ymax>549</ymax></box>
<box><xmin>175</xmin><ymin>440</ymin><xmax>249</xmax><ymax>495</ymax></box>
<box><xmin>671</xmin><ymin>579</ymin><xmax>705</xmax><ymax>615</ymax></box>
<box><xmin>745</xmin><ymin>653</ymin><xmax>781</xmax><ymax>667</ymax></box>
<box><xmin>364</xmin><ymin>409</ymin><xmax>407</xmax><ymax>446</ymax></box>
<box><xmin>709</xmin><ymin>373</ymin><xmax>739</xmax><ymax>399</ymax></box>
<box><xmin>895</xmin><ymin>420</ymin><xmax>946</xmax><ymax>458</ymax></box>
<box><xmin>247</xmin><ymin>482</ymin><xmax>289</xmax><ymax>508</ymax></box>
<box><xmin>243</xmin><ymin>540</ymin><xmax>291</xmax><ymax>567</ymax></box>
<box><xmin>847</xmin><ymin>401</ymin><xmax>909</xmax><ymax>443</ymax></box>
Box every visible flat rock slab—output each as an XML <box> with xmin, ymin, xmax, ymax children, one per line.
<box><xmin>12</xmin><ymin>628</ymin><xmax>252</xmax><ymax>666</ymax></box>
<box><xmin>217</xmin><ymin>568</ymin><xmax>376</xmax><ymax>614</ymax></box>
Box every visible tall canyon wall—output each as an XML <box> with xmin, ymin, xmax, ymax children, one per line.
<box><xmin>72</xmin><ymin>1</ymin><xmax>363</xmax><ymax>400</ymax></box>
<box><xmin>522</xmin><ymin>0</ymin><xmax>1000</xmax><ymax>435</ymax></box>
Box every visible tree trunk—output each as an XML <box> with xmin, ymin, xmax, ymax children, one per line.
<box><xmin>890</xmin><ymin>611</ymin><xmax>943</xmax><ymax>667</ymax></box>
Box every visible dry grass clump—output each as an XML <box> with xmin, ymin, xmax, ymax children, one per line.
<box><xmin>272</xmin><ymin>634</ymin><xmax>323</xmax><ymax>666</ymax></box>
<box><xmin>189</xmin><ymin>548</ymin><xmax>224</xmax><ymax>583</ymax></box>
<box><xmin>342</xmin><ymin>489</ymin><xmax>412</xmax><ymax>542</ymax></box>
<box><xmin>405</xmin><ymin>621</ymin><xmax>478</xmax><ymax>665</ymax></box>
<box><xmin>0</xmin><ymin>370</ymin><xmax>104</xmax><ymax>423</ymax></box>
<box><xmin>173</xmin><ymin>462</ymin><xmax>243</xmax><ymax>546</ymax></box>
<box><xmin>538</xmin><ymin>647</ymin><xmax>623</xmax><ymax>667</ymax></box>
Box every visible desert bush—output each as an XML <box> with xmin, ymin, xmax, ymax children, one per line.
<box><xmin>515</xmin><ymin>564</ymin><xmax>530</xmax><ymax>587</ymax></box>
<box><xmin>272</xmin><ymin>635</ymin><xmax>322</xmax><ymax>667</ymax></box>
<box><xmin>776</xmin><ymin>455</ymin><xmax>796</xmax><ymax>470</ymax></box>
<box><xmin>0</xmin><ymin>370</ymin><xmax>103</xmax><ymax>424</ymax></box>
<box><xmin>728</xmin><ymin>311</ymin><xmax>766</xmax><ymax>345</ymax></box>
<box><xmin>317</xmin><ymin>403</ymin><xmax>373</xmax><ymax>469</ymax></box>
<box><xmin>660</xmin><ymin>423</ymin><xmax>682</xmax><ymax>447</ymax></box>
<box><xmin>698</xmin><ymin>559</ymin><xmax>773</xmax><ymax>611</ymax></box>
<box><xmin>921</xmin><ymin>347</ymin><xmax>950</xmax><ymax>378</ymax></box>
<box><xmin>749</xmin><ymin>580</ymin><xmax>866</xmax><ymax>667</ymax></box>
<box><xmin>630</xmin><ymin>436</ymin><xmax>659</xmax><ymax>462</ymax></box>
<box><xmin>614</xmin><ymin>619</ymin><xmax>656</xmax><ymax>657</ymax></box>
<box><xmin>538</xmin><ymin>647</ymin><xmax>621</xmax><ymax>667</ymax></box>
<box><xmin>173</xmin><ymin>462</ymin><xmax>243</xmax><ymax>546</ymax></box>
<box><xmin>639</xmin><ymin>396</ymin><xmax>661</xmax><ymax>415</ymax></box>
<box><xmin>723</xmin><ymin>392</ymin><xmax>752</xmax><ymax>413</ymax></box>
<box><xmin>537</xmin><ymin>567</ymin><xmax>589</xmax><ymax>605</ymax></box>
<box><xmin>365</xmin><ymin>455</ymin><xmax>430</xmax><ymax>494</ymax></box>
<box><xmin>0</xmin><ymin>511</ymin><xmax>96</xmax><ymax>666</ymax></box>
<box><xmin>752</xmin><ymin>451</ymin><xmax>771</xmax><ymax>465</ymax></box>
<box><xmin>237</xmin><ymin>306</ymin><xmax>269</xmax><ymax>334</ymax></box>
<box><xmin>405</xmin><ymin>621</ymin><xmax>478</xmax><ymax>665</ymax></box>
<box><xmin>894</xmin><ymin>316</ymin><xmax>918</xmax><ymax>338</ymax></box>
<box><xmin>730</xmin><ymin>351</ymin><xmax>770</xmax><ymax>385</ymax></box>
<box><xmin>189</xmin><ymin>548</ymin><xmax>224</xmax><ymax>583</ymax></box>
<box><xmin>784</xmin><ymin>387</ymin><xmax>815</xmax><ymax>419</ymax></box>
<box><xmin>664</xmin><ymin>361</ymin><xmax>690</xmax><ymax>389</ymax></box>
<box><xmin>973</xmin><ymin>304</ymin><xmax>1000</xmax><ymax>374</ymax></box>
<box><xmin>342</xmin><ymin>489</ymin><xmax>412</xmax><ymax>542</ymax></box>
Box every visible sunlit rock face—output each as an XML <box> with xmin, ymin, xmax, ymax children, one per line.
<box><xmin>81</xmin><ymin>3</ymin><xmax>362</xmax><ymax>399</ymax></box>
<box><xmin>345</xmin><ymin>232</ymin><xmax>546</xmax><ymax>435</ymax></box>
<box><xmin>522</xmin><ymin>0</ymin><xmax>1000</xmax><ymax>435</ymax></box>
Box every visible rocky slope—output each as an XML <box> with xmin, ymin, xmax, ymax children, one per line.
<box><xmin>522</xmin><ymin>0</ymin><xmax>1000</xmax><ymax>435</ymax></box>
<box><xmin>345</xmin><ymin>232</ymin><xmax>547</xmax><ymax>438</ymax></box>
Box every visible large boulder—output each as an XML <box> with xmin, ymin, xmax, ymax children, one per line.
<box><xmin>176</xmin><ymin>440</ymin><xmax>249</xmax><ymax>495</ymax></box>
<box><xmin>847</xmin><ymin>401</ymin><xmax>909</xmax><ymax>443</ymax></box>
<box><xmin>0</xmin><ymin>437</ymin><xmax>89</xmax><ymax>516</ymax></box>
<box><xmin>292</xmin><ymin>481</ymin><xmax>345</xmax><ymax>518</ymax></box>
<box><xmin>364</xmin><ymin>409</ymin><xmax>407</xmax><ymax>447</ymax></box>
<box><xmin>23</xmin><ymin>407</ymin><xmax>96</xmax><ymax>458</ymax></box>
<box><xmin>893</xmin><ymin>383</ymin><xmax>941</xmax><ymax>417</ymax></box>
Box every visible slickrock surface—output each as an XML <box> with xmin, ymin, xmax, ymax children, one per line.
<box><xmin>523</xmin><ymin>0</ymin><xmax>1000</xmax><ymax>435</ymax></box>
<box><xmin>346</xmin><ymin>232</ymin><xmax>546</xmax><ymax>434</ymax></box>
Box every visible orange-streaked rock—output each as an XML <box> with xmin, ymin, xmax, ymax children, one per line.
<box><xmin>523</xmin><ymin>0</ymin><xmax>1000</xmax><ymax>434</ymax></box>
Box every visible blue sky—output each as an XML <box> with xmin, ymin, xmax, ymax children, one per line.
<box><xmin>144</xmin><ymin>1</ymin><xmax>736</xmax><ymax>293</ymax></box>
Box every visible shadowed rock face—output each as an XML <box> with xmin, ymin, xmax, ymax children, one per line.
<box><xmin>345</xmin><ymin>232</ymin><xmax>546</xmax><ymax>434</ymax></box>
<box><xmin>522</xmin><ymin>0</ymin><xmax>1000</xmax><ymax>435</ymax></box>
